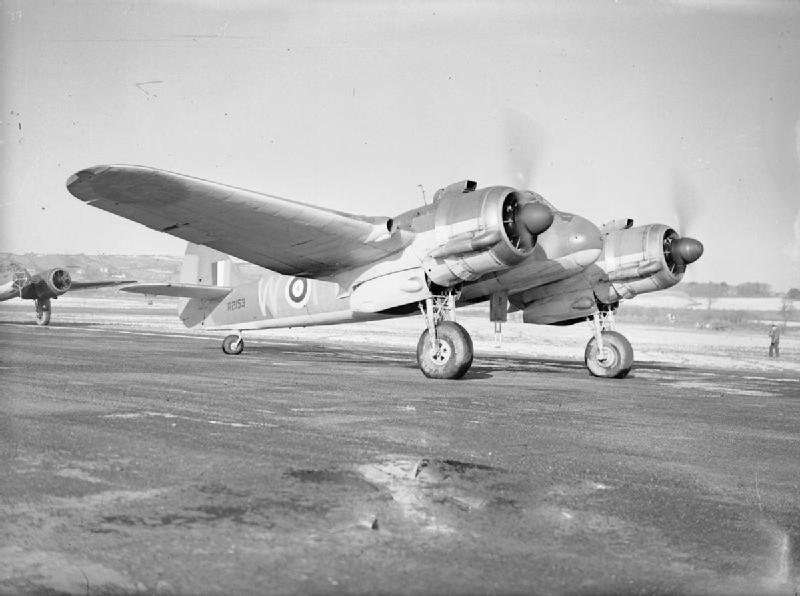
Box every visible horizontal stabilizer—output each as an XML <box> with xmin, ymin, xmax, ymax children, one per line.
<box><xmin>122</xmin><ymin>283</ymin><xmax>231</xmax><ymax>299</ymax></box>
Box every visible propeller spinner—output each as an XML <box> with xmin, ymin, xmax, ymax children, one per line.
<box><xmin>503</xmin><ymin>195</ymin><xmax>554</xmax><ymax>250</ymax></box>
<box><xmin>664</xmin><ymin>232</ymin><xmax>703</xmax><ymax>274</ymax></box>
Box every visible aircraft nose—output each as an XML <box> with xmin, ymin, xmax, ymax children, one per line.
<box><xmin>565</xmin><ymin>214</ymin><xmax>603</xmax><ymax>254</ymax></box>
<box><xmin>536</xmin><ymin>213</ymin><xmax>601</xmax><ymax>262</ymax></box>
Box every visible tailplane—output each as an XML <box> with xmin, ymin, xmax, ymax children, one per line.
<box><xmin>122</xmin><ymin>244</ymin><xmax>245</xmax><ymax>328</ymax></box>
<box><xmin>176</xmin><ymin>243</ymin><xmax>243</xmax><ymax>327</ymax></box>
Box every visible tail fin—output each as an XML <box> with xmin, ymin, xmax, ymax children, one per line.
<box><xmin>180</xmin><ymin>243</ymin><xmax>244</xmax><ymax>288</ymax></box>
<box><xmin>178</xmin><ymin>243</ymin><xmax>243</xmax><ymax>328</ymax></box>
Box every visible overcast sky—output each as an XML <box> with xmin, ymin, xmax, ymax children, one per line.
<box><xmin>2</xmin><ymin>0</ymin><xmax>799</xmax><ymax>290</ymax></box>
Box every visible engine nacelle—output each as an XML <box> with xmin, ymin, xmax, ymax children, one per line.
<box><xmin>21</xmin><ymin>268</ymin><xmax>72</xmax><ymax>300</ymax></box>
<box><xmin>519</xmin><ymin>222</ymin><xmax>702</xmax><ymax>325</ymax></box>
<box><xmin>593</xmin><ymin>224</ymin><xmax>684</xmax><ymax>303</ymax></box>
<box><xmin>421</xmin><ymin>181</ymin><xmax>553</xmax><ymax>287</ymax></box>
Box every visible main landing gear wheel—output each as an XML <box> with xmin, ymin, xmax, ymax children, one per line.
<box><xmin>35</xmin><ymin>298</ymin><xmax>51</xmax><ymax>326</ymax></box>
<box><xmin>416</xmin><ymin>321</ymin><xmax>474</xmax><ymax>379</ymax></box>
<box><xmin>584</xmin><ymin>330</ymin><xmax>633</xmax><ymax>379</ymax></box>
<box><xmin>222</xmin><ymin>334</ymin><xmax>244</xmax><ymax>355</ymax></box>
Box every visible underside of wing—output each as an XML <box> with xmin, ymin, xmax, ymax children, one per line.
<box><xmin>67</xmin><ymin>165</ymin><xmax>411</xmax><ymax>277</ymax></box>
<box><xmin>70</xmin><ymin>280</ymin><xmax>136</xmax><ymax>290</ymax></box>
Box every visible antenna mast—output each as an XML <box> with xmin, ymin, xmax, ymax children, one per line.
<box><xmin>417</xmin><ymin>184</ymin><xmax>427</xmax><ymax>205</ymax></box>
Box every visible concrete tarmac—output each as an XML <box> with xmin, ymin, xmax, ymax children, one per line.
<box><xmin>1</xmin><ymin>318</ymin><xmax>799</xmax><ymax>595</ymax></box>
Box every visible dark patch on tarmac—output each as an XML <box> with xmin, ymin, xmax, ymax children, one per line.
<box><xmin>285</xmin><ymin>468</ymin><xmax>361</xmax><ymax>483</ymax></box>
<box><xmin>99</xmin><ymin>505</ymin><xmax>266</xmax><ymax>529</ymax></box>
<box><xmin>417</xmin><ymin>457</ymin><xmax>499</xmax><ymax>477</ymax></box>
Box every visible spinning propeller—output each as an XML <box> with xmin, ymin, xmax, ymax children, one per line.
<box><xmin>503</xmin><ymin>108</ymin><xmax>546</xmax><ymax>190</ymax></box>
<box><xmin>665</xmin><ymin>171</ymin><xmax>704</xmax><ymax>274</ymax></box>
<box><xmin>501</xmin><ymin>108</ymin><xmax>554</xmax><ymax>249</ymax></box>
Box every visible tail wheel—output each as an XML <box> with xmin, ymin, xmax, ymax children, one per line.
<box><xmin>35</xmin><ymin>299</ymin><xmax>52</xmax><ymax>326</ymax></box>
<box><xmin>416</xmin><ymin>321</ymin><xmax>473</xmax><ymax>379</ymax></box>
<box><xmin>584</xmin><ymin>330</ymin><xmax>633</xmax><ymax>379</ymax></box>
<box><xmin>222</xmin><ymin>334</ymin><xmax>244</xmax><ymax>355</ymax></box>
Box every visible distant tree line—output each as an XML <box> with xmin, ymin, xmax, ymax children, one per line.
<box><xmin>685</xmin><ymin>282</ymin><xmax>800</xmax><ymax>300</ymax></box>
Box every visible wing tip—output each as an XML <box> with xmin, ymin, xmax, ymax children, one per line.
<box><xmin>66</xmin><ymin>164</ymin><xmax>149</xmax><ymax>188</ymax></box>
<box><xmin>66</xmin><ymin>164</ymin><xmax>150</xmax><ymax>202</ymax></box>
<box><xmin>66</xmin><ymin>165</ymin><xmax>114</xmax><ymax>197</ymax></box>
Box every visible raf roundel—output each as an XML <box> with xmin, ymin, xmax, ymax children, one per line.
<box><xmin>285</xmin><ymin>277</ymin><xmax>310</xmax><ymax>308</ymax></box>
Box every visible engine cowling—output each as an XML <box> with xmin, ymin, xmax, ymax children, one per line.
<box><xmin>593</xmin><ymin>224</ymin><xmax>703</xmax><ymax>303</ymax></box>
<box><xmin>518</xmin><ymin>223</ymin><xmax>703</xmax><ymax>325</ymax></box>
<box><xmin>20</xmin><ymin>268</ymin><xmax>72</xmax><ymax>300</ymax></box>
<box><xmin>421</xmin><ymin>181</ymin><xmax>553</xmax><ymax>287</ymax></box>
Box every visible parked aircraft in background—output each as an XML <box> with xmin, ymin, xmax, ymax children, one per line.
<box><xmin>0</xmin><ymin>261</ymin><xmax>134</xmax><ymax>325</ymax></box>
<box><xmin>67</xmin><ymin>165</ymin><xmax>702</xmax><ymax>379</ymax></box>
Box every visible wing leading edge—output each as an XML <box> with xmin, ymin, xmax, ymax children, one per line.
<box><xmin>67</xmin><ymin>165</ymin><xmax>411</xmax><ymax>277</ymax></box>
<box><xmin>70</xmin><ymin>280</ymin><xmax>136</xmax><ymax>290</ymax></box>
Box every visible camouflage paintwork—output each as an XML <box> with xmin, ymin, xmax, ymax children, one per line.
<box><xmin>593</xmin><ymin>223</ymin><xmax>682</xmax><ymax>301</ymax></box>
<box><xmin>179</xmin><ymin>270</ymin><xmax>385</xmax><ymax>330</ymax></box>
<box><xmin>68</xmin><ymin>166</ymin><xmax>698</xmax><ymax>332</ymax></box>
<box><xmin>67</xmin><ymin>165</ymin><xmax>415</xmax><ymax>277</ymax></box>
<box><xmin>176</xmin><ymin>200</ymin><xmax>606</xmax><ymax>332</ymax></box>
<box><xmin>168</xmin><ymin>182</ymin><xmax>609</xmax><ymax>331</ymax></box>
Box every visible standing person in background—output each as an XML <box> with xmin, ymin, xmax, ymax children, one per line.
<box><xmin>768</xmin><ymin>324</ymin><xmax>781</xmax><ymax>358</ymax></box>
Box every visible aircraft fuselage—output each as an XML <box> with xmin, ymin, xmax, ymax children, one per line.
<box><xmin>181</xmin><ymin>208</ymin><xmax>603</xmax><ymax>332</ymax></box>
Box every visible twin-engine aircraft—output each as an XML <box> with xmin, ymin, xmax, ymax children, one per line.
<box><xmin>67</xmin><ymin>165</ymin><xmax>703</xmax><ymax>379</ymax></box>
<box><xmin>0</xmin><ymin>260</ymin><xmax>133</xmax><ymax>325</ymax></box>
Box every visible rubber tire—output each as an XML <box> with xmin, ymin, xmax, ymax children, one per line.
<box><xmin>584</xmin><ymin>330</ymin><xmax>633</xmax><ymax>379</ymax></box>
<box><xmin>416</xmin><ymin>321</ymin><xmax>474</xmax><ymax>379</ymax></box>
<box><xmin>35</xmin><ymin>299</ymin><xmax>51</xmax><ymax>326</ymax></box>
<box><xmin>222</xmin><ymin>334</ymin><xmax>244</xmax><ymax>355</ymax></box>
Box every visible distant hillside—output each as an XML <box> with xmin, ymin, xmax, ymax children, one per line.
<box><xmin>0</xmin><ymin>253</ymin><xmax>183</xmax><ymax>283</ymax></box>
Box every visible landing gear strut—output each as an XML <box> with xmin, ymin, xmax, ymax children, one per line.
<box><xmin>416</xmin><ymin>293</ymin><xmax>473</xmax><ymax>379</ymax></box>
<box><xmin>222</xmin><ymin>333</ymin><xmax>244</xmax><ymax>355</ymax></box>
<box><xmin>35</xmin><ymin>298</ymin><xmax>51</xmax><ymax>326</ymax></box>
<box><xmin>584</xmin><ymin>309</ymin><xmax>633</xmax><ymax>378</ymax></box>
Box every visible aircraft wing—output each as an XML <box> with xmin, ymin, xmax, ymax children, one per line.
<box><xmin>122</xmin><ymin>283</ymin><xmax>231</xmax><ymax>299</ymax></box>
<box><xmin>67</xmin><ymin>165</ymin><xmax>410</xmax><ymax>277</ymax></box>
<box><xmin>70</xmin><ymin>280</ymin><xmax>136</xmax><ymax>290</ymax></box>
